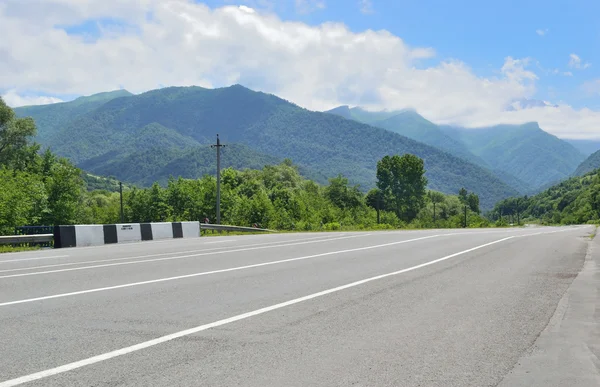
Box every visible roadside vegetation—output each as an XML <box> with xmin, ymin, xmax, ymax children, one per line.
<box><xmin>489</xmin><ymin>169</ymin><xmax>600</xmax><ymax>226</ymax></box>
<box><xmin>1</xmin><ymin>97</ymin><xmax>492</xmax><ymax>235</ymax></box>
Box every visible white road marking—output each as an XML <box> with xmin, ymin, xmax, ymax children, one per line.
<box><xmin>0</xmin><ymin>234</ymin><xmax>437</xmax><ymax>307</ymax></box>
<box><xmin>0</xmin><ymin>234</ymin><xmax>369</xmax><ymax>279</ymax></box>
<box><xmin>0</xmin><ymin>236</ymin><xmax>513</xmax><ymax>387</ymax></box>
<box><xmin>0</xmin><ymin>255</ymin><xmax>69</xmax><ymax>264</ymax></box>
<box><xmin>0</xmin><ymin>234</ymin><xmax>356</xmax><ymax>274</ymax></box>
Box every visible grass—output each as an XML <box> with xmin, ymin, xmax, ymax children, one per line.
<box><xmin>589</xmin><ymin>226</ymin><xmax>598</xmax><ymax>240</ymax></box>
<box><xmin>0</xmin><ymin>245</ymin><xmax>42</xmax><ymax>254</ymax></box>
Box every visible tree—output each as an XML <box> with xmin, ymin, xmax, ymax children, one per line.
<box><xmin>428</xmin><ymin>191</ymin><xmax>445</xmax><ymax>223</ymax></box>
<box><xmin>467</xmin><ymin>192</ymin><xmax>480</xmax><ymax>214</ymax></box>
<box><xmin>366</xmin><ymin>188</ymin><xmax>384</xmax><ymax>224</ymax></box>
<box><xmin>42</xmin><ymin>158</ymin><xmax>84</xmax><ymax>225</ymax></box>
<box><xmin>0</xmin><ymin>97</ymin><xmax>38</xmax><ymax>170</ymax></box>
<box><xmin>458</xmin><ymin>187</ymin><xmax>468</xmax><ymax>205</ymax></box>
<box><xmin>325</xmin><ymin>175</ymin><xmax>363</xmax><ymax>210</ymax></box>
<box><xmin>376</xmin><ymin>154</ymin><xmax>428</xmax><ymax>222</ymax></box>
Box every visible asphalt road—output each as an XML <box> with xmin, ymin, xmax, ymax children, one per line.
<box><xmin>0</xmin><ymin>226</ymin><xmax>597</xmax><ymax>386</ymax></box>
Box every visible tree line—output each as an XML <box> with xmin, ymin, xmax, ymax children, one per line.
<box><xmin>1</xmin><ymin>97</ymin><xmax>487</xmax><ymax>235</ymax></box>
<box><xmin>489</xmin><ymin>169</ymin><xmax>600</xmax><ymax>226</ymax></box>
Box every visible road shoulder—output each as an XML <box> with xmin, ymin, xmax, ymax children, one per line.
<box><xmin>498</xmin><ymin>231</ymin><xmax>600</xmax><ymax>387</ymax></box>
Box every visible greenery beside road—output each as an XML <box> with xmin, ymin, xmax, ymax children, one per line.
<box><xmin>1</xmin><ymin>97</ymin><xmax>491</xmax><ymax>235</ymax></box>
<box><xmin>489</xmin><ymin>169</ymin><xmax>600</xmax><ymax>226</ymax></box>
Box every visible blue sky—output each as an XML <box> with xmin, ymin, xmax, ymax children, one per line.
<box><xmin>2</xmin><ymin>0</ymin><xmax>600</xmax><ymax>138</ymax></box>
<box><xmin>203</xmin><ymin>0</ymin><xmax>600</xmax><ymax>110</ymax></box>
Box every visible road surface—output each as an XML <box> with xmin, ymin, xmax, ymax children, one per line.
<box><xmin>1</xmin><ymin>226</ymin><xmax>598</xmax><ymax>386</ymax></box>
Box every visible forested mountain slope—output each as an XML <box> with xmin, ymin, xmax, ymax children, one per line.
<box><xmin>441</xmin><ymin>123</ymin><xmax>585</xmax><ymax>188</ymax></box>
<box><xmin>574</xmin><ymin>149</ymin><xmax>600</xmax><ymax>176</ymax></box>
<box><xmin>14</xmin><ymin>90</ymin><xmax>132</xmax><ymax>143</ymax></box>
<box><xmin>17</xmin><ymin>85</ymin><xmax>519</xmax><ymax>208</ymax></box>
<box><xmin>492</xmin><ymin>169</ymin><xmax>600</xmax><ymax>225</ymax></box>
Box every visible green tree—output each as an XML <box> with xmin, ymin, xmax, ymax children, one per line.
<box><xmin>366</xmin><ymin>188</ymin><xmax>384</xmax><ymax>223</ymax></box>
<box><xmin>42</xmin><ymin>158</ymin><xmax>84</xmax><ymax>225</ymax></box>
<box><xmin>376</xmin><ymin>154</ymin><xmax>428</xmax><ymax>222</ymax></box>
<box><xmin>0</xmin><ymin>97</ymin><xmax>38</xmax><ymax>170</ymax></box>
<box><xmin>466</xmin><ymin>192</ymin><xmax>480</xmax><ymax>214</ymax></box>
<box><xmin>325</xmin><ymin>175</ymin><xmax>363</xmax><ymax>210</ymax></box>
<box><xmin>147</xmin><ymin>182</ymin><xmax>171</xmax><ymax>222</ymax></box>
<box><xmin>428</xmin><ymin>190</ymin><xmax>445</xmax><ymax>223</ymax></box>
<box><xmin>458</xmin><ymin>187</ymin><xmax>468</xmax><ymax>205</ymax></box>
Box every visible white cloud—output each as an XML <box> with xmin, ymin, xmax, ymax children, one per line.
<box><xmin>1</xmin><ymin>90</ymin><xmax>64</xmax><ymax>107</ymax></box>
<box><xmin>568</xmin><ymin>53</ymin><xmax>591</xmax><ymax>70</ymax></box>
<box><xmin>1</xmin><ymin>0</ymin><xmax>600</xmax><ymax>138</ymax></box>
<box><xmin>536</xmin><ymin>28</ymin><xmax>548</xmax><ymax>36</ymax></box>
<box><xmin>359</xmin><ymin>0</ymin><xmax>374</xmax><ymax>14</ymax></box>
<box><xmin>295</xmin><ymin>0</ymin><xmax>325</xmax><ymax>14</ymax></box>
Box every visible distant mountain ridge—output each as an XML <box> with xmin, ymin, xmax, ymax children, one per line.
<box><xmin>15</xmin><ymin>85</ymin><xmax>520</xmax><ymax>209</ymax></box>
<box><xmin>574</xmin><ymin>149</ymin><xmax>600</xmax><ymax>176</ymax></box>
<box><xmin>326</xmin><ymin>107</ymin><xmax>487</xmax><ymax>167</ymax></box>
<box><xmin>565</xmin><ymin>139</ymin><xmax>600</xmax><ymax>156</ymax></box>
<box><xmin>326</xmin><ymin>105</ymin><xmax>584</xmax><ymax>192</ymax></box>
<box><xmin>440</xmin><ymin>123</ymin><xmax>585</xmax><ymax>189</ymax></box>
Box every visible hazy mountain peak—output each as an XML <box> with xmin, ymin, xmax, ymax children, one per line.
<box><xmin>72</xmin><ymin>89</ymin><xmax>133</xmax><ymax>104</ymax></box>
<box><xmin>506</xmin><ymin>98</ymin><xmax>558</xmax><ymax>111</ymax></box>
<box><xmin>325</xmin><ymin>105</ymin><xmax>353</xmax><ymax>119</ymax></box>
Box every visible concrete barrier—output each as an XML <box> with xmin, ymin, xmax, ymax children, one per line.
<box><xmin>74</xmin><ymin>225</ymin><xmax>105</xmax><ymax>247</ymax></box>
<box><xmin>54</xmin><ymin>221</ymin><xmax>200</xmax><ymax>248</ymax></box>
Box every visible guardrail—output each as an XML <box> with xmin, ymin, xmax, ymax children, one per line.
<box><xmin>200</xmin><ymin>224</ymin><xmax>275</xmax><ymax>233</ymax></box>
<box><xmin>0</xmin><ymin>234</ymin><xmax>54</xmax><ymax>245</ymax></box>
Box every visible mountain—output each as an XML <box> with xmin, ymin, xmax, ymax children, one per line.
<box><xmin>565</xmin><ymin>139</ymin><xmax>600</xmax><ymax>156</ymax></box>
<box><xmin>14</xmin><ymin>90</ymin><xmax>132</xmax><ymax>144</ymax></box>
<box><xmin>80</xmin><ymin>143</ymin><xmax>288</xmax><ymax>186</ymax></box>
<box><xmin>574</xmin><ymin>149</ymin><xmax>600</xmax><ymax>176</ymax></box>
<box><xmin>440</xmin><ymin>123</ymin><xmax>586</xmax><ymax>189</ymax></box>
<box><xmin>326</xmin><ymin>106</ymin><xmax>532</xmax><ymax>192</ymax></box>
<box><xmin>325</xmin><ymin>106</ymin><xmax>399</xmax><ymax>124</ymax></box>
<box><xmin>16</xmin><ymin>85</ymin><xmax>519</xmax><ymax>209</ymax></box>
<box><xmin>369</xmin><ymin>110</ymin><xmax>486</xmax><ymax>166</ymax></box>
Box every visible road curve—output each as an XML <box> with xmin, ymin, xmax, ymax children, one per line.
<box><xmin>0</xmin><ymin>226</ymin><xmax>596</xmax><ymax>386</ymax></box>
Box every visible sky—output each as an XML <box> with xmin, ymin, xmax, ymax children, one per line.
<box><xmin>1</xmin><ymin>0</ymin><xmax>600</xmax><ymax>139</ymax></box>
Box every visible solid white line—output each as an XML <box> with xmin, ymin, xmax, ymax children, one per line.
<box><xmin>0</xmin><ymin>255</ymin><xmax>70</xmax><ymax>264</ymax></box>
<box><xmin>0</xmin><ymin>234</ymin><xmax>356</xmax><ymax>274</ymax></box>
<box><xmin>0</xmin><ymin>235</ymin><xmax>514</xmax><ymax>387</ymax></box>
<box><xmin>0</xmin><ymin>234</ymin><xmax>437</xmax><ymax>307</ymax></box>
<box><xmin>0</xmin><ymin>234</ymin><xmax>369</xmax><ymax>279</ymax></box>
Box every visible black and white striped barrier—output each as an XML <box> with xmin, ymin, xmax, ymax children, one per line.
<box><xmin>53</xmin><ymin>222</ymin><xmax>200</xmax><ymax>248</ymax></box>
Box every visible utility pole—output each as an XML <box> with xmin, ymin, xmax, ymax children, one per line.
<box><xmin>211</xmin><ymin>134</ymin><xmax>226</xmax><ymax>224</ymax></box>
<box><xmin>464</xmin><ymin>205</ymin><xmax>468</xmax><ymax>228</ymax></box>
<box><xmin>376</xmin><ymin>190</ymin><xmax>381</xmax><ymax>224</ymax></box>
<box><xmin>119</xmin><ymin>181</ymin><xmax>124</xmax><ymax>223</ymax></box>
